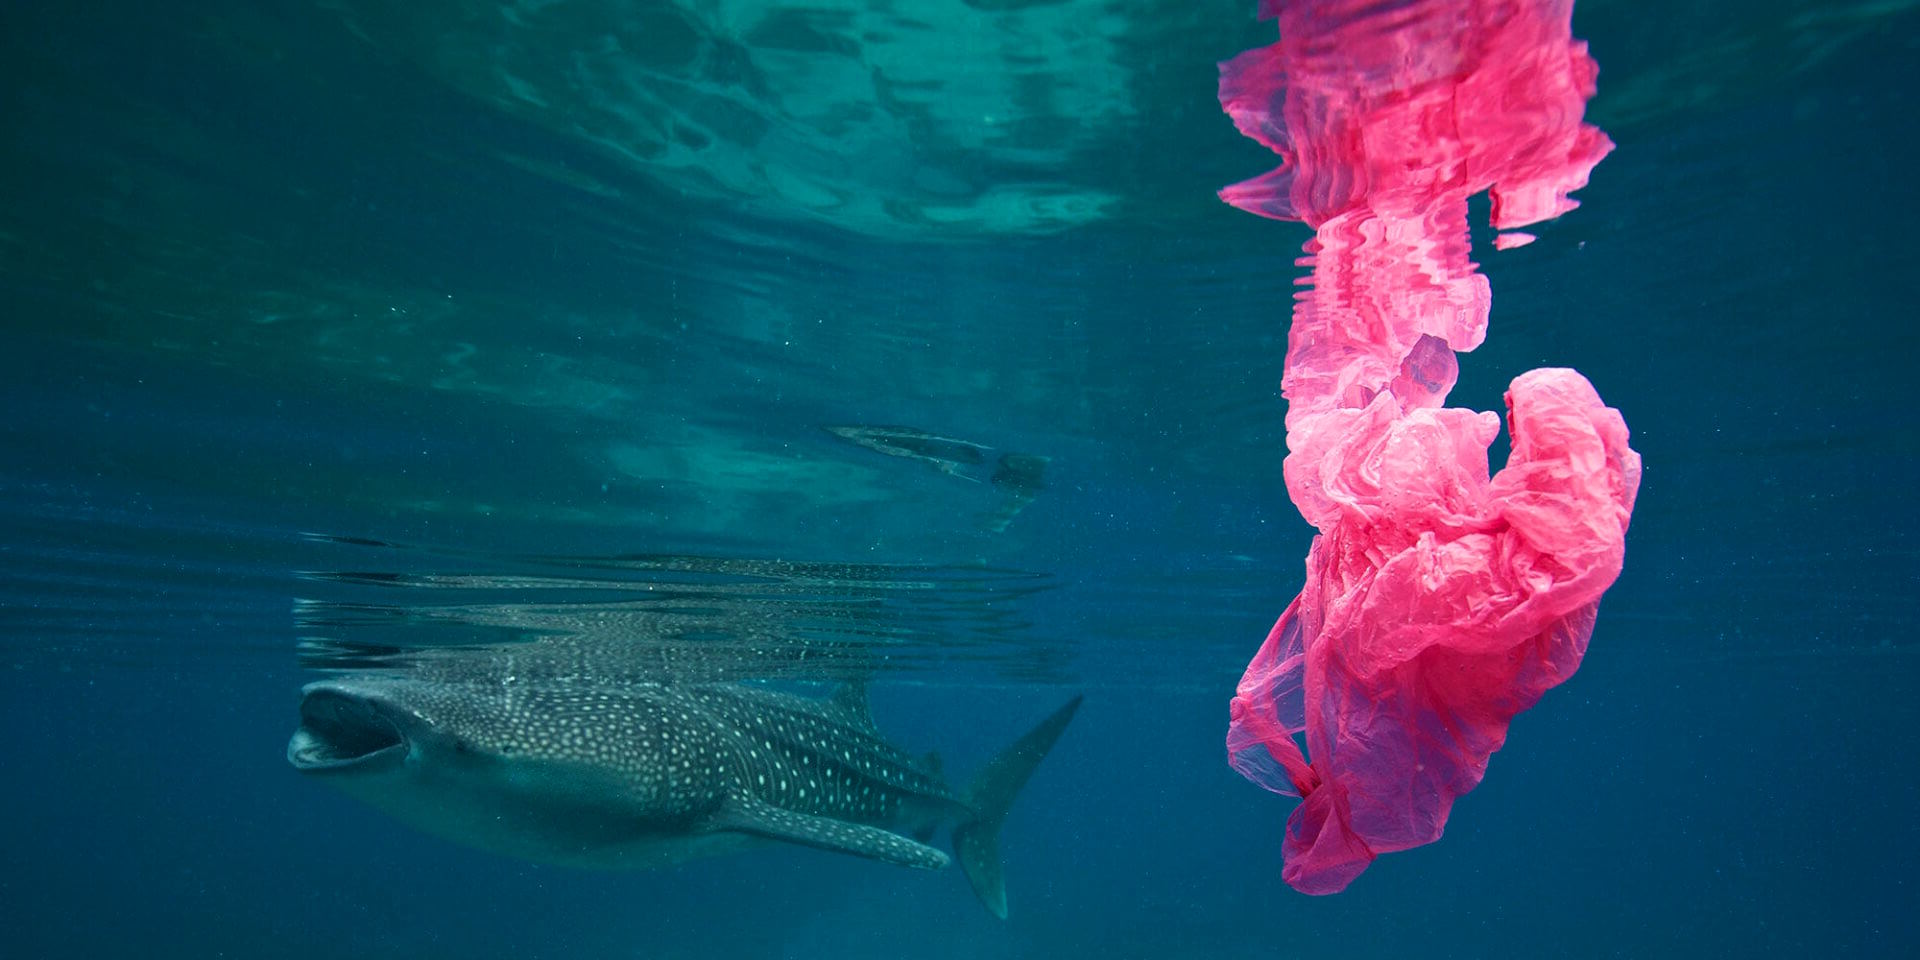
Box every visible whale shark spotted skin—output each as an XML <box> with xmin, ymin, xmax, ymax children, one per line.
<box><xmin>289</xmin><ymin>669</ymin><xmax>1080</xmax><ymax>918</ymax></box>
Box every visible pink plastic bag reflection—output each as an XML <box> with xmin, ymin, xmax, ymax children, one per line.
<box><xmin>1218</xmin><ymin>0</ymin><xmax>1640</xmax><ymax>894</ymax></box>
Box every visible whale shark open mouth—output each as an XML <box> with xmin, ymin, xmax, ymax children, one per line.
<box><xmin>288</xmin><ymin>688</ymin><xmax>407</xmax><ymax>771</ymax></box>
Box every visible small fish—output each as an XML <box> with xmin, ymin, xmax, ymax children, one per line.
<box><xmin>985</xmin><ymin>453</ymin><xmax>1050</xmax><ymax>533</ymax></box>
<box><xmin>289</xmin><ymin>665</ymin><xmax>1081</xmax><ymax>918</ymax></box>
<box><xmin>825</xmin><ymin>425</ymin><xmax>990</xmax><ymax>480</ymax></box>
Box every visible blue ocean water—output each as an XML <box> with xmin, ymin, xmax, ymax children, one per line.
<box><xmin>1</xmin><ymin>1</ymin><xmax>1914</xmax><ymax>957</ymax></box>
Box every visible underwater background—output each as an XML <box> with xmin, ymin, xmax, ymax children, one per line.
<box><xmin>0</xmin><ymin>1</ymin><xmax>1914</xmax><ymax>957</ymax></box>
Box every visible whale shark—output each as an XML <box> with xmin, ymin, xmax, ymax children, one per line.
<box><xmin>288</xmin><ymin>666</ymin><xmax>1080</xmax><ymax>918</ymax></box>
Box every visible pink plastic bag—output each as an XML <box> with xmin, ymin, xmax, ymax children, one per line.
<box><xmin>1230</xmin><ymin>370</ymin><xmax>1638</xmax><ymax>893</ymax></box>
<box><xmin>1219</xmin><ymin>0</ymin><xmax>1641</xmax><ymax>894</ymax></box>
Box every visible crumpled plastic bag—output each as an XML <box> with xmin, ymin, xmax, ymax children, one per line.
<box><xmin>1229</xmin><ymin>370</ymin><xmax>1639</xmax><ymax>893</ymax></box>
<box><xmin>1216</xmin><ymin>0</ymin><xmax>1637</xmax><ymax>894</ymax></box>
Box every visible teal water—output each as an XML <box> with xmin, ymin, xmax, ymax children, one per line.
<box><xmin>1</xmin><ymin>1</ymin><xmax>1915</xmax><ymax>957</ymax></box>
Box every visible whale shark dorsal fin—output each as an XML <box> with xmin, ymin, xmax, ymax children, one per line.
<box><xmin>707</xmin><ymin>796</ymin><xmax>948</xmax><ymax>870</ymax></box>
<box><xmin>828</xmin><ymin>680</ymin><xmax>873</xmax><ymax>728</ymax></box>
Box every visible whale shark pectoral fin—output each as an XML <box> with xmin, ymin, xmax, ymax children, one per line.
<box><xmin>705</xmin><ymin>796</ymin><xmax>949</xmax><ymax>870</ymax></box>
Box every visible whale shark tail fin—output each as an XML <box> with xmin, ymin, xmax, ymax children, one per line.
<box><xmin>953</xmin><ymin>694</ymin><xmax>1083</xmax><ymax>919</ymax></box>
